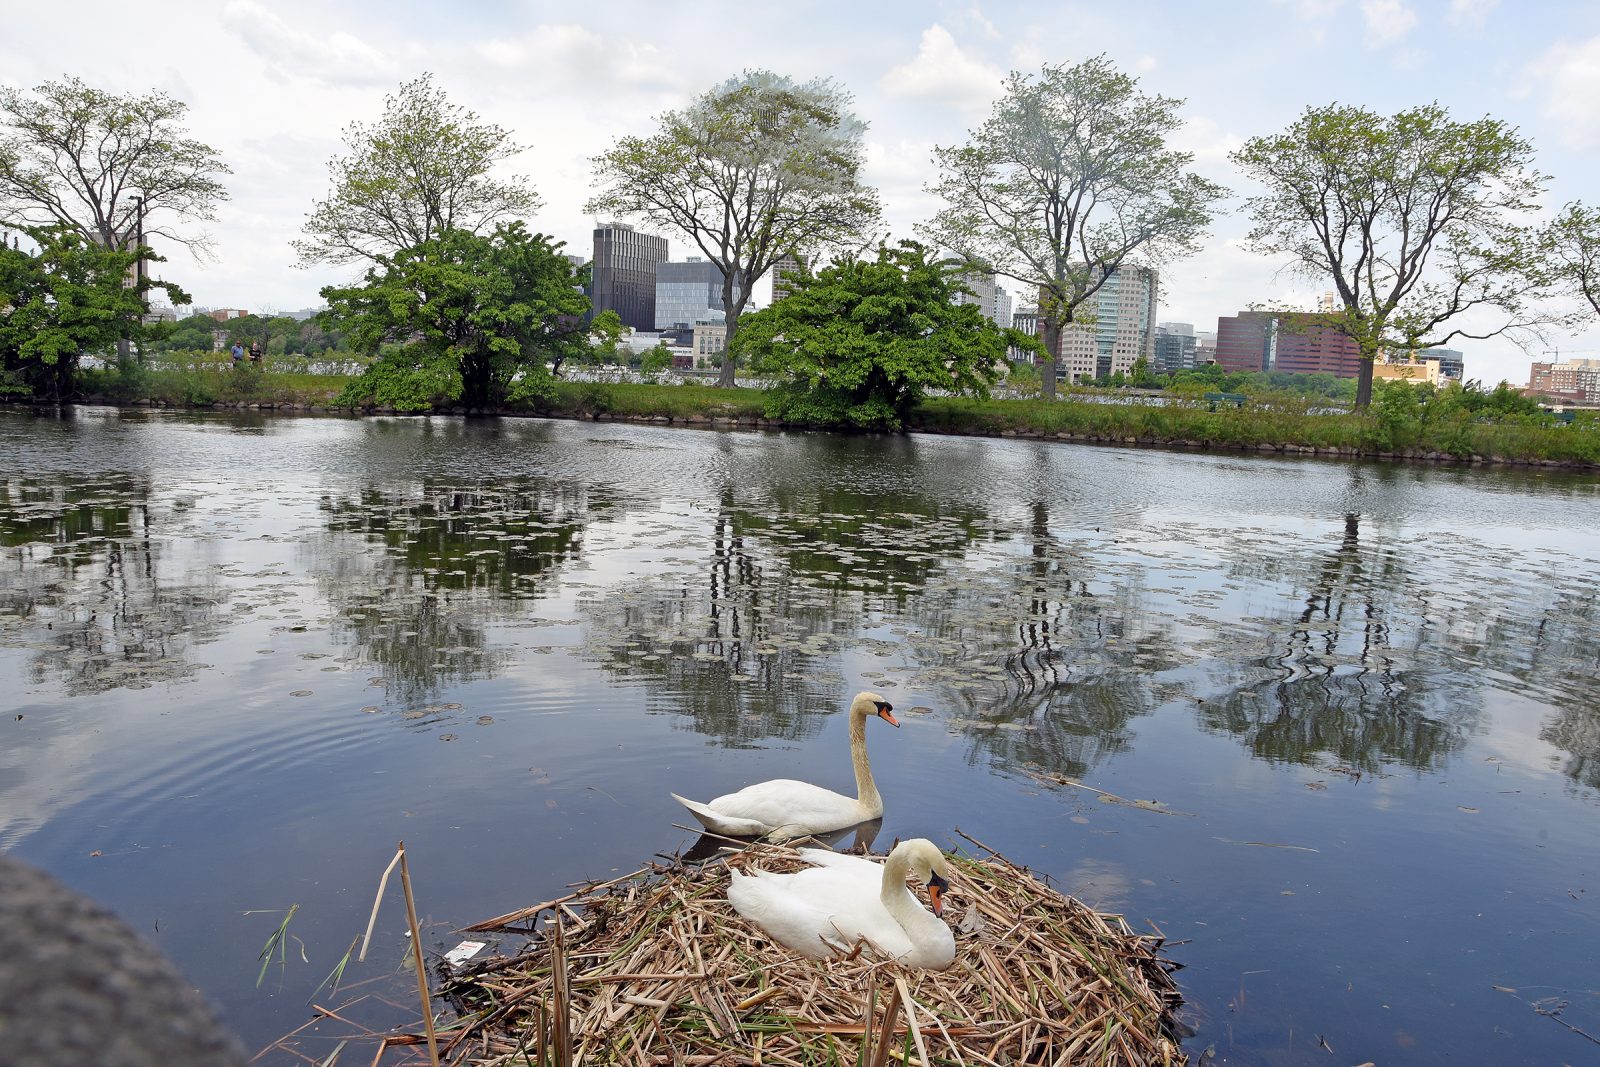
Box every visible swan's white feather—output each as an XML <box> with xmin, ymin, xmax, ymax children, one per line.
<box><xmin>727</xmin><ymin>841</ymin><xmax>956</xmax><ymax>970</ymax></box>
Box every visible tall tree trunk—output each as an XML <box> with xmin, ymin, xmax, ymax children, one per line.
<box><xmin>1040</xmin><ymin>319</ymin><xmax>1060</xmax><ymax>402</ymax></box>
<box><xmin>717</xmin><ymin>271</ymin><xmax>743</xmax><ymax>389</ymax></box>
<box><xmin>1354</xmin><ymin>347</ymin><xmax>1376</xmax><ymax>411</ymax></box>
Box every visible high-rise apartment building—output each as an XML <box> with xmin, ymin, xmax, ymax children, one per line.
<box><xmin>655</xmin><ymin>257</ymin><xmax>733</xmax><ymax>329</ymax></box>
<box><xmin>1529</xmin><ymin>357</ymin><xmax>1600</xmax><ymax>404</ymax></box>
<box><xmin>1214</xmin><ymin>311</ymin><xmax>1362</xmax><ymax>377</ymax></box>
<box><xmin>1052</xmin><ymin>266</ymin><xmax>1159</xmax><ymax>381</ymax></box>
<box><xmin>590</xmin><ymin>222</ymin><xmax>669</xmax><ymax>331</ymax></box>
<box><xmin>771</xmin><ymin>253</ymin><xmax>808</xmax><ymax>302</ymax></box>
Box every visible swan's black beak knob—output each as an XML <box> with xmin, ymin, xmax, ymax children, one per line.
<box><xmin>927</xmin><ymin>870</ymin><xmax>949</xmax><ymax>916</ymax></box>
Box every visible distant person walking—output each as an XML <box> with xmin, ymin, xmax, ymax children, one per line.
<box><xmin>230</xmin><ymin>341</ymin><xmax>243</xmax><ymax>367</ymax></box>
<box><xmin>249</xmin><ymin>340</ymin><xmax>263</xmax><ymax>365</ymax></box>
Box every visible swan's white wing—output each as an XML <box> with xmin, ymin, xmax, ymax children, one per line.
<box><xmin>703</xmin><ymin>780</ymin><xmax>864</xmax><ymax>835</ymax></box>
<box><xmin>728</xmin><ymin>864</ymin><xmax>913</xmax><ymax>961</ymax></box>
<box><xmin>794</xmin><ymin>848</ymin><xmax>885</xmax><ymax>878</ymax></box>
<box><xmin>670</xmin><ymin>793</ymin><xmax>771</xmax><ymax>836</ymax></box>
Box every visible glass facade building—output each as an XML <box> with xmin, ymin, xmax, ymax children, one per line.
<box><xmin>654</xmin><ymin>258</ymin><xmax>734</xmax><ymax>329</ymax></box>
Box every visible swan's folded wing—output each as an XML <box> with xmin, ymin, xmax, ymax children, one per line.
<box><xmin>670</xmin><ymin>793</ymin><xmax>772</xmax><ymax>836</ymax></box>
<box><xmin>701</xmin><ymin>780</ymin><xmax>863</xmax><ymax>836</ymax></box>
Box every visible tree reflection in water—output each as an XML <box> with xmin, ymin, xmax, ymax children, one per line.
<box><xmin>0</xmin><ymin>474</ymin><xmax>228</xmax><ymax>694</ymax></box>
<box><xmin>313</xmin><ymin>481</ymin><xmax>594</xmax><ymax>704</ymax></box>
<box><xmin>577</xmin><ymin>480</ymin><xmax>997</xmax><ymax>746</ymax></box>
<box><xmin>1198</xmin><ymin>513</ymin><xmax>1477</xmax><ymax>774</ymax></box>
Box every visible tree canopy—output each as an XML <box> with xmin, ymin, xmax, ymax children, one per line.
<box><xmin>296</xmin><ymin>74</ymin><xmax>542</xmax><ymax>267</ymax></box>
<box><xmin>1</xmin><ymin>225</ymin><xmax>184</xmax><ymax>399</ymax></box>
<box><xmin>0</xmin><ymin>76</ymin><xmax>229</xmax><ymax>254</ymax></box>
<box><xmin>733</xmin><ymin>241</ymin><xmax>1032</xmax><ymax>430</ymax></box>
<box><xmin>587</xmin><ymin>69</ymin><xmax>881</xmax><ymax>387</ymax></box>
<box><xmin>1232</xmin><ymin>103</ymin><xmax>1550</xmax><ymax>409</ymax></box>
<box><xmin>1543</xmin><ymin>201</ymin><xmax>1600</xmax><ymax>321</ymax></box>
<box><xmin>320</xmin><ymin>223</ymin><xmax>588</xmax><ymax>411</ymax></box>
<box><xmin>922</xmin><ymin>55</ymin><xmax>1226</xmax><ymax>400</ymax></box>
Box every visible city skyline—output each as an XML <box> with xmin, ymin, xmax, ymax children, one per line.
<box><xmin>4</xmin><ymin>0</ymin><xmax>1597</xmax><ymax>386</ymax></box>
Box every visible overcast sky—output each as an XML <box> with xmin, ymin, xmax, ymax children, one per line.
<box><xmin>5</xmin><ymin>0</ymin><xmax>1598</xmax><ymax>385</ymax></box>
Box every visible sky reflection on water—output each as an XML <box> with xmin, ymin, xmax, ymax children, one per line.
<box><xmin>2</xmin><ymin>406</ymin><xmax>1598</xmax><ymax>1065</ymax></box>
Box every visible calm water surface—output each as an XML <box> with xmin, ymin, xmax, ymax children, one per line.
<box><xmin>2</xmin><ymin>406</ymin><xmax>1598</xmax><ymax>1064</ymax></box>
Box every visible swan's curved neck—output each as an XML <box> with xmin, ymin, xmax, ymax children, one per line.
<box><xmin>877</xmin><ymin>850</ymin><xmax>922</xmax><ymax>930</ymax></box>
<box><xmin>849</xmin><ymin>711</ymin><xmax>881</xmax><ymax>816</ymax></box>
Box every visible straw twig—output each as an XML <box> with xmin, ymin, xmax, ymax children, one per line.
<box><xmin>416</xmin><ymin>837</ymin><xmax>1186</xmax><ymax>1066</ymax></box>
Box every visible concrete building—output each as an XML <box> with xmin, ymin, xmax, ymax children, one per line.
<box><xmin>655</xmin><ymin>258</ymin><xmax>734</xmax><ymax>329</ymax></box>
<box><xmin>691</xmin><ymin>324</ymin><xmax>728</xmax><ymax>368</ymax></box>
<box><xmin>590</xmin><ymin>222</ymin><xmax>669</xmax><ymax>331</ymax></box>
<box><xmin>1373</xmin><ymin>357</ymin><xmax>1445</xmax><ymax>387</ymax></box>
<box><xmin>1529</xmin><ymin>357</ymin><xmax>1600</xmax><ymax>405</ymax></box>
<box><xmin>1195</xmin><ymin>330</ymin><xmax>1217</xmax><ymax>365</ymax></box>
<box><xmin>771</xmin><ymin>253</ymin><xmax>808</xmax><ymax>303</ymax></box>
<box><xmin>1154</xmin><ymin>321</ymin><xmax>1198</xmax><ymax>374</ymax></box>
<box><xmin>1053</xmin><ymin>266</ymin><xmax>1159</xmax><ymax>382</ymax></box>
<box><xmin>1214</xmin><ymin>311</ymin><xmax>1363</xmax><ymax>377</ymax></box>
<box><xmin>954</xmin><ymin>269</ymin><xmax>1014</xmax><ymax>330</ymax></box>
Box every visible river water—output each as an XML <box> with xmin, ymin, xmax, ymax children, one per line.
<box><xmin>1</xmin><ymin>406</ymin><xmax>1597</xmax><ymax>1065</ymax></box>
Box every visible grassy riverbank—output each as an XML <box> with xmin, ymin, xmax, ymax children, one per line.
<box><xmin>47</xmin><ymin>369</ymin><xmax>1600</xmax><ymax>468</ymax></box>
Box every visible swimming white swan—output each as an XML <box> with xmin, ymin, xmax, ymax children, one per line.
<box><xmin>671</xmin><ymin>691</ymin><xmax>899</xmax><ymax>839</ymax></box>
<box><xmin>727</xmin><ymin>839</ymin><xmax>957</xmax><ymax>970</ymax></box>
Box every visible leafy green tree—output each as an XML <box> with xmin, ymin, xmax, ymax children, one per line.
<box><xmin>153</xmin><ymin>313</ymin><xmax>222</xmax><ymax>354</ymax></box>
<box><xmin>588</xmin><ymin>70</ymin><xmax>881</xmax><ymax>387</ymax></box>
<box><xmin>586</xmin><ymin>309</ymin><xmax>626</xmax><ymax>367</ymax></box>
<box><xmin>1005</xmin><ymin>359</ymin><xmax>1042</xmax><ymax>397</ymax></box>
<box><xmin>639</xmin><ymin>343</ymin><xmax>674</xmax><ymax>376</ymax></box>
<box><xmin>732</xmin><ymin>241</ymin><xmax>1028</xmax><ymax>430</ymax></box>
<box><xmin>1</xmin><ymin>226</ymin><xmax>183</xmax><ymax>398</ymax></box>
<box><xmin>321</xmin><ymin>223</ymin><xmax>589</xmax><ymax>411</ymax></box>
<box><xmin>923</xmin><ymin>56</ymin><xmax>1226</xmax><ymax>400</ymax></box>
<box><xmin>296</xmin><ymin>75</ymin><xmax>541</xmax><ymax>267</ymax></box>
<box><xmin>0</xmin><ymin>77</ymin><xmax>229</xmax><ymax>255</ymax></box>
<box><xmin>1233</xmin><ymin>104</ymin><xmax>1553</xmax><ymax>410</ymax></box>
<box><xmin>1542</xmin><ymin>201</ymin><xmax>1600</xmax><ymax>320</ymax></box>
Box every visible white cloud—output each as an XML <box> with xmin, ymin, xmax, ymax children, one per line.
<box><xmin>473</xmin><ymin>24</ymin><xmax>683</xmax><ymax>94</ymax></box>
<box><xmin>963</xmin><ymin>6</ymin><xmax>1002</xmax><ymax>41</ymax></box>
<box><xmin>1525</xmin><ymin>33</ymin><xmax>1600</xmax><ymax>149</ymax></box>
<box><xmin>881</xmin><ymin>24</ymin><xmax>1004</xmax><ymax>110</ymax></box>
<box><xmin>1361</xmin><ymin>0</ymin><xmax>1418</xmax><ymax>47</ymax></box>
<box><xmin>1447</xmin><ymin>0</ymin><xmax>1498</xmax><ymax>28</ymax></box>
<box><xmin>222</xmin><ymin>0</ymin><xmax>395</xmax><ymax>86</ymax></box>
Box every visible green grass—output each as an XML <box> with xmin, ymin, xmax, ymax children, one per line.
<box><xmin>30</xmin><ymin>367</ymin><xmax>1599</xmax><ymax>468</ymax></box>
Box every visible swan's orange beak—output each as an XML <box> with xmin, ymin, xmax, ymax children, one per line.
<box><xmin>874</xmin><ymin>701</ymin><xmax>899</xmax><ymax>727</ymax></box>
<box><xmin>927</xmin><ymin>871</ymin><xmax>948</xmax><ymax>917</ymax></box>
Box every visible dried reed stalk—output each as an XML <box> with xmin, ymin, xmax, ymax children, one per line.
<box><xmin>427</xmin><ymin>835</ymin><xmax>1185</xmax><ymax>1066</ymax></box>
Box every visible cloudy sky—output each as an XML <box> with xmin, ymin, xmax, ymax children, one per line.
<box><xmin>5</xmin><ymin>0</ymin><xmax>1597</xmax><ymax>385</ymax></box>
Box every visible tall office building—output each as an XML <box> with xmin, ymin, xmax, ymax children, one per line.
<box><xmin>590</xmin><ymin>222</ymin><xmax>669</xmax><ymax>330</ymax></box>
<box><xmin>1053</xmin><ymin>265</ymin><xmax>1159</xmax><ymax>382</ymax></box>
<box><xmin>1214</xmin><ymin>311</ymin><xmax>1362</xmax><ymax>377</ymax></box>
<box><xmin>1154</xmin><ymin>322</ymin><xmax>1198</xmax><ymax>374</ymax></box>
<box><xmin>771</xmin><ymin>252</ymin><xmax>808</xmax><ymax>302</ymax></box>
<box><xmin>655</xmin><ymin>257</ymin><xmax>734</xmax><ymax>329</ymax></box>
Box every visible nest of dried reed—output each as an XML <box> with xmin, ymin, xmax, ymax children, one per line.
<box><xmin>430</xmin><ymin>830</ymin><xmax>1185</xmax><ymax>1066</ymax></box>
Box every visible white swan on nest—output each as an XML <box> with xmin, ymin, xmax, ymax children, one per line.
<box><xmin>671</xmin><ymin>691</ymin><xmax>899</xmax><ymax>840</ymax></box>
<box><xmin>727</xmin><ymin>839</ymin><xmax>956</xmax><ymax>970</ymax></box>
